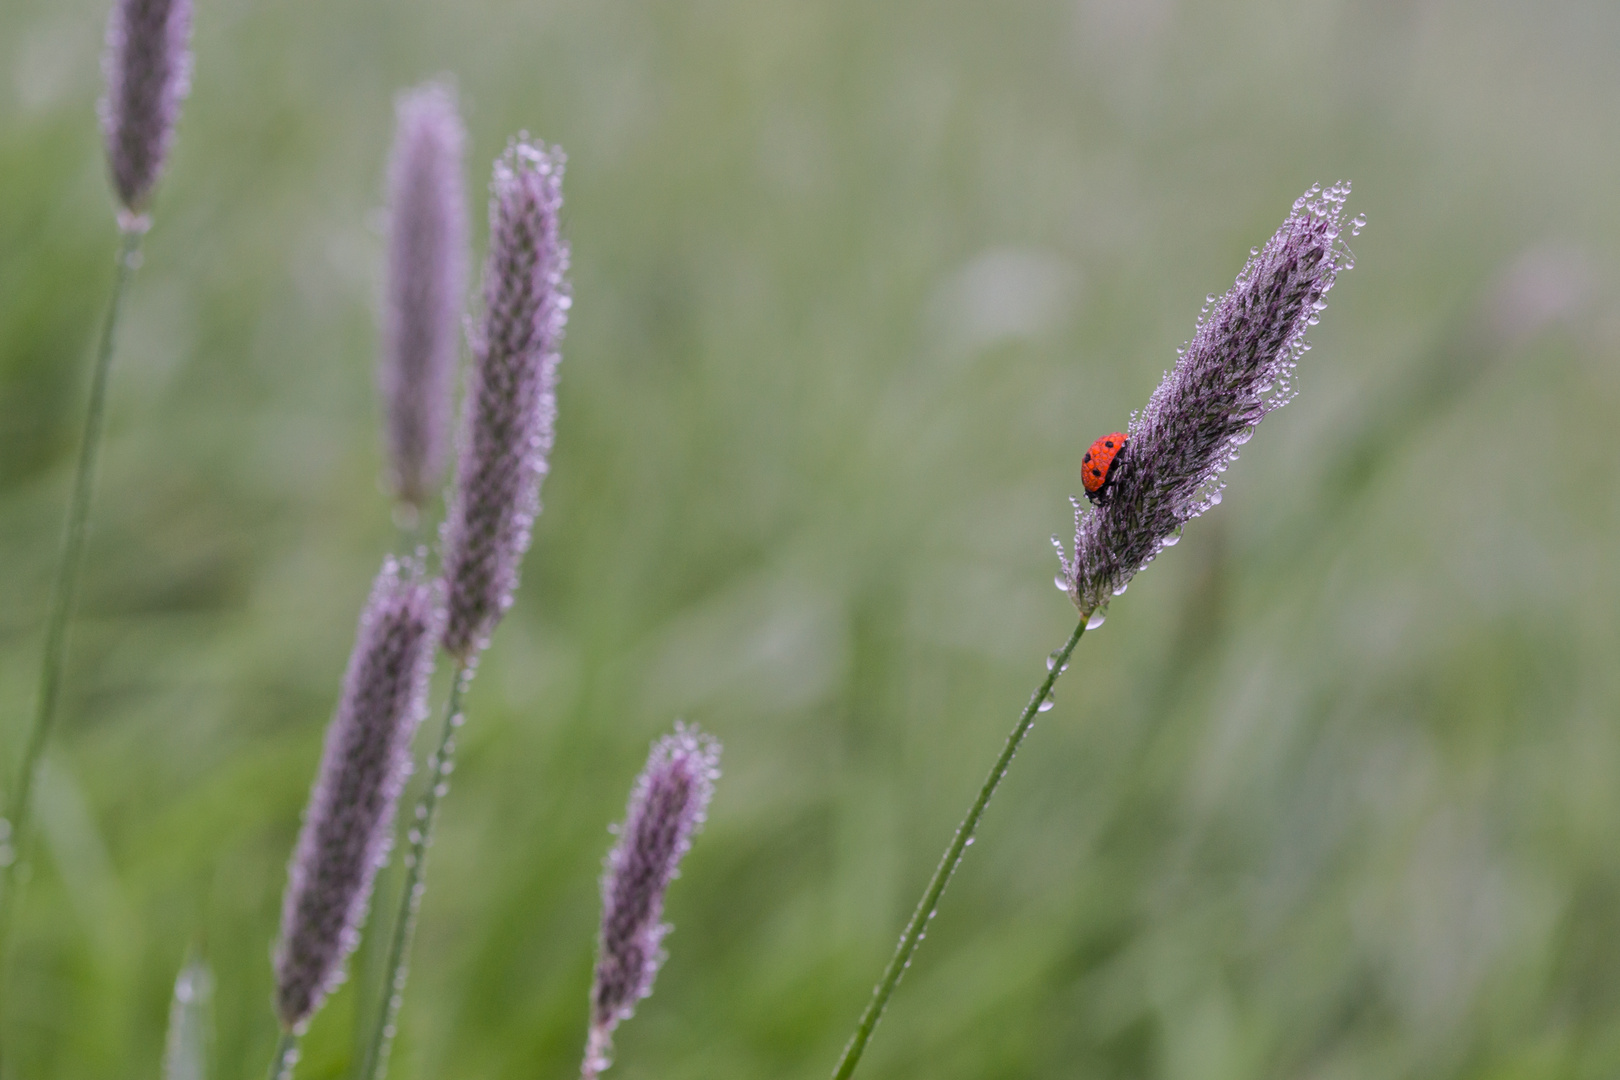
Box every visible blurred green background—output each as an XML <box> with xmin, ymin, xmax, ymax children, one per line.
<box><xmin>3</xmin><ymin>0</ymin><xmax>1619</xmax><ymax>1076</ymax></box>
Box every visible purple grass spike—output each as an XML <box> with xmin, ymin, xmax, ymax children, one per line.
<box><xmin>274</xmin><ymin>557</ymin><xmax>443</xmax><ymax>1031</ymax></box>
<box><xmin>1060</xmin><ymin>183</ymin><xmax>1358</xmax><ymax>615</ymax></box>
<box><xmin>381</xmin><ymin>82</ymin><xmax>468</xmax><ymax>513</ymax></box>
<box><xmin>101</xmin><ymin>0</ymin><xmax>193</xmax><ymax>218</ymax></box>
<box><xmin>583</xmin><ymin>725</ymin><xmax>721</xmax><ymax>1080</ymax></box>
<box><xmin>440</xmin><ymin>137</ymin><xmax>570</xmax><ymax>660</ymax></box>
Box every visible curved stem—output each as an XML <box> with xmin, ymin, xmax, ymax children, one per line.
<box><xmin>0</xmin><ymin>224</ymin><xmax>144</xmax><ymax>966</ymax></box>
<box><xmin>267</xmin><ymin>1030</ymin><xmax>301</xmax><ymax>1080</ymax></box>
<box><xmin>357</xmin><ymin>660</ymin><xmax>473</xmax><ymax>1080</ymax></box>
<box><xmin>829</xmin><ymin>617</ymin><xmax>1088</xmax><ymax>1080</ymax></box>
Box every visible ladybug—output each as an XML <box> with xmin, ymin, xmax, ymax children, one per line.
<box><xmin>1081</xmin><ymin>432</ymin><xmax>1129</xmax><ymax>504</ymax></box>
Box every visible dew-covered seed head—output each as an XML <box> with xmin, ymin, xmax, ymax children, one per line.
<box><xmin>273</xmin><ymin>557</ymin><xmax>442</xmax><ymax>1030</ymax></box>
<box><xmin>101</xmin><ymin>0</ymin><xmax>192</xmax><ymax>216</ymax></box>
<box><xmin>1060</xmin><ymin>183</ymin><xmax>1357</xmax><ymax>614</ymax></box>
<box><xmin>583</xmin><ymin>726</ymin><xmax>720</xmax><ymax>1079</ymax></box>
<box><xmin>440</xmin><ymin>137</ymin><xmax>570</xmax><ymax>660</ymax></box>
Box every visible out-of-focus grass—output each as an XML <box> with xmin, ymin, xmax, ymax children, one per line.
<box><xmin>3</xmin><ymin>0</ymin><xmax>1620</xmax><ymax>1077</ymax></box>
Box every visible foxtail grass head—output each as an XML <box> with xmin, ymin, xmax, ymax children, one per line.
<box><xmin>274</xmin><ymin>558</ymin><xmax>442</xmax><ymax>1030</ymax></box>
<box><xmin>440</xmin><ymin>138</ymin><xmax>570</xmax><ymax>660</ymax></box>
<box><xmin>584</xmin><ymin>726</ymin><xmax>720</xmax><ymax>1079</ymax></box>
<box><xmin>101</xmin><ymin>0</ymin><xmax>192</xmax><ymax>219</ymax></box>
<box><xmin>1060</xmin><ymin>183</ymin><xmax>1360</xmax><ymax>615</ymax></box>
<box><xmin>381</xmin><ymin>82</ymin><xmax>468</xmax><ymax>514</ymax></box>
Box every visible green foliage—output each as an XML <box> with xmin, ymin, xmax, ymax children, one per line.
<box><xmin>3</xmin><ymin>0</ymin><xmax>1620</xmax><ymax>1077</ymax></box>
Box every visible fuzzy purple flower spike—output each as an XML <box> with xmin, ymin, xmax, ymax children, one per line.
<box><xmin>101</xmin><ymin>0</ymin><xmax>192</xmax><ymax>217</ymax></box>
<box><xmin>380</xmin><ymin>83</ymin><xmax>468</xmax><ymax>513</ymax></box>
<box><xmin>440</xmin><ymin>138</ymin><xmax>570</xmax><ymax>660</ymax></box>
<box><xmin>1060</xmin><ymin>183</ymin><xmax>1360</xmax><ymax>615</ymax></box>
<box><xmin>583</xmin><ymin>726</ymin><xmax>721</xmax><ymax>1080</ymax></box>
<box><xmin>274</xmin><ymin>558</ymin><xmax>442</xmax><ymax>1031</ymax></box>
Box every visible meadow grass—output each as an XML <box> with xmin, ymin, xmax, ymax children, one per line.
<box><xmin>1</xmin><ymin>0</ymin><xmax>1619</xmax><ymax>1077</ymax></box>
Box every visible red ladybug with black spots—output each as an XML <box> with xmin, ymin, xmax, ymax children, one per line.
<box><xmin>1081</xmin><ymin>432</ymin><xmax>1128</xmax><ymax>504</ymax></box>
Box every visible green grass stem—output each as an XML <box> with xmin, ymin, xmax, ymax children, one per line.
<box><xmin>0</xmin><ymin>225</ymin><xmax>146</xmax><ymax>1048</ymax></box>
<box><xmin>356</xmin><ymin>660</ymin><xmax>473</xmax><ymax>1080</ymax></box>
<box><xmin>266</xmin><ymin>1030</ymin><xmax>300</xmax><ymax>1080</ymax></box>
<box><xmin>829</xmin><ymin>616</ymin><xmax>1087</xmax><ymax>1080</ymax></box>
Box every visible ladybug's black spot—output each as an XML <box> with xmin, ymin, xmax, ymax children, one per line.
<box><xmin>1083</xmin><ymin>452</ymin><xmax>1092</xmax><ymax>463</ymax></box>
<box><xmin>1105</xmin><ymin>440</ymin><xmax>1114</xmax><ymax>448</ymax></box>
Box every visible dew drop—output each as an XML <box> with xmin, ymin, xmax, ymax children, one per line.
<box><xmin>1037</xmin><ymin>695</ymin><xmax>1056</xmax><ymax>713</ymax></box>
<box><xmin>1054</xmin><ymin>574</ymin><xmax>1069</xmax><ymax>591</ymax></box>
<box><xmin>1112</xmin><ymin>581</ymin><xmax>1129</xmax><ymax>596</ymax></box>
<box><xmin>1208</xmin><ymin>490</ymin><xmax>1222</xmax><ymax>505</ymax></box>
<box><xmin>1160</xmin><ymin>529</ymin><xmax>1181</xmax><ymax>547</ymax></box>
<box><xmin>1086</xmin><ymin>609</ymin><xmax>1107</xmax><ymax>630</ymax></box>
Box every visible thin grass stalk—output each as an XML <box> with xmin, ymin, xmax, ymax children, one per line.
<box><xmin>266</xmin><ymin>1030</ymin><xmax>299</xmax><ymax>1080</ymax></box>
<box><xmin>350</xmin><ymin>854</ymin><xmax>401</xmax><ymax>1069</ymax></box>
<box><xmin>830</xmin><ymin>617</ymin><xmax>1087</xmax><ymax>1080</ymax></box>
<box><xmin>357</xmin><ymin>661</ymin><xmax>472</xmax><ymax>1080</ymax></box>
<box><xmin>0</xmin><ymin>224</ymin><xmax>145</xmax><ymax>963</ymax></box>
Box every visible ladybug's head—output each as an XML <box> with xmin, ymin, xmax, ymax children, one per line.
<box><xmin>1081</xmin><ymin>432</ymin><xmax>1129</xmax><ymax>504</ymax></box>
